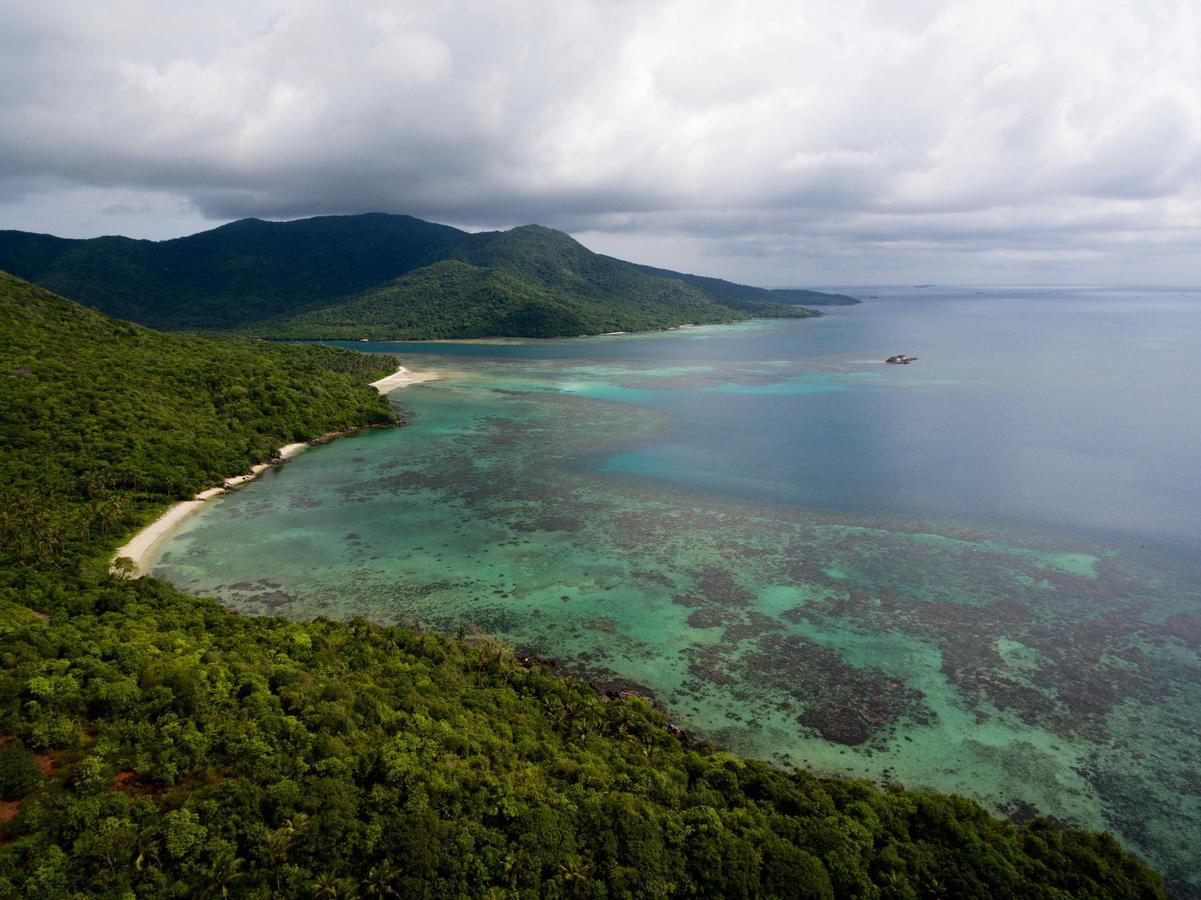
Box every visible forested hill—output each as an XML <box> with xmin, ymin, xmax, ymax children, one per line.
<box><xmin>628</xmin><ymin>261</ymin><xmax>860</xmax><ymax>307</ymax></box>
<box><xmin>0</xmin><ymin>271</ymin><xmax>1167</xmax><ymax>895</ymax></box>
<box><xmin>255</xmin><ymin>225</ymin><xmax>819</xmax><ymax>339</ymax></box>
<box><xmin>0</xmin><ymin>271</ymin><xmax>397</xmax><ymax>565</ymax></box>
<box><xmin>0</xmin><ymin>214</ymin><xmax>856</xmax><ymax>338</ymax></box>
<box><xmin>0</xmin><ymin>214</ymin><xmax>464</xmax><ymax>331</ymax></box>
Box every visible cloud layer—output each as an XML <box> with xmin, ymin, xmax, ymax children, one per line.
<box><xmin>2</xmin><ymin>0</ymin><xmax>1199</xmax><ymax>283</ymax></box>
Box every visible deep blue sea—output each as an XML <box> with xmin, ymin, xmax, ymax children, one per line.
<box><xmin>328</xmin><ymin>284</ymin><xmax>1201</xmax><ymax>555</ymax></box>
<box><xmin>155</xmin><ymin>286</ymin><xmax>1201</xmax><ymax>891</ymax></box>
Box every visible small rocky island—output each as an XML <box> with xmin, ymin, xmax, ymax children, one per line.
<box><xmin>886</xmin><ymin>354</ymin><xmax>919</xmax><ymax>364</ymax></box>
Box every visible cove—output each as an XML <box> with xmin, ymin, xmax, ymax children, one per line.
<box><xmin>152</xmin><ymin>286</ymin><xmax>1201</xmax><ymax>889</ymax></box>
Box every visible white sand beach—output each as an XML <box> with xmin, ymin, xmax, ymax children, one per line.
<box><xmin>370</xmin><ymin>365</ymin><xmax>440</xmax><ymax>392</ymax></box>
<box><xmin>111</xmin><ymin>500</ymin><xmax>208</xmax><ymax>572</ymax></box>
<box><xmin>112</xmin><ymin>365</ymin><xmax>434</xmax><ymax>574</ymax></box>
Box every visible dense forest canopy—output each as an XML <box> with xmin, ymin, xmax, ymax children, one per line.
<box><xmin>0</xmin><ymin>215</ymin><xmax>465</xmax><ymax>330</ymax></box>
<box><xmin>0</xmin><ymin>273</ymin><xmax>1165</xmax><ymax>896</ymax></box>
<box><xmin>0</xmin><ymin>214</ymin><xmax>855</xmax><ymax>339</ymax></box>
<box><xmin>0</xmin><ymin>271</ymin><xmax>397</xmax><ymax>567</ymax></box>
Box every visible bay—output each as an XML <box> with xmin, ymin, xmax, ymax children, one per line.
<box><xmin>153</xmin><ymin>286</ymin><xmax>1201</xmax><ymax>890</ymax></box>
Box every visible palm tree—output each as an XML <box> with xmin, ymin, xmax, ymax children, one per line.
<box><xmin>313</xmin><ymin>870</ymin><xmax>361</xmax><ymax>899</ymax></box>
<box><xmin>362</xmin><ymin>860</ymin><xmax>400</xmax><ymax>897</ymax></box>
<box><xmin>263</xmin><ymin>825</ymin><xmax>296</xmax><ymax>892</ymax></box>
<box><xmin>202</xmin><ymin>852</ymin><xmax>243</xmax><ymax>899</ymax></box>
<box><xmin>558</xmin><ymin>855</ymin><xmax>591</xmax><ymax>895</ymax></box>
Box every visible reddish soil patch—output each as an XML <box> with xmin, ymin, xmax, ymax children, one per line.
<box><xmin>0</xmin><ymin>801</ymin><xmax>19</xmax><ymax>824</ymax></box>
<box><xmin>110</xmin><ymin>770</ymin><xmax>165</xmax><ymax>797</ymax></box>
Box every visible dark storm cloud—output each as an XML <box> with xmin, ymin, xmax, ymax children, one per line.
<box><xmin>0</xmin><ymin>0</ymin><xmax>1198</xmax><ymax>282</ymax></box>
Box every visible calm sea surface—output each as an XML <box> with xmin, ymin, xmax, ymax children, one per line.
<box><xmin>154</xmin><ymin>287</ymin><xmax>1201</xmax><ymax>891</ymax></box>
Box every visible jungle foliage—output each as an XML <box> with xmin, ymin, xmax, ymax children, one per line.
<box><xmin>0</xmin><ymin>214</ymin><xmax>843</xmax><ymax>340</ymax></box>
<box><xmin>0</xmin><ymin>272</ymin><xmax>396</xmax><ymax>567</ymax></box>
<box><xmin>0</xmin><ymin>215</ymin><xmax>466</xmax><ymax>331</ymax></box>
<box><xmin>253</xmin><ymin>229</ymin><xmax>818</xmax><ymax>341</ymax></box>
<box><xmin>0</xmin><ymin>582</ymin><xmax>1165</xmax><ymax>899</ymax></box>
<box><xmin>627</xmin><ymin>262</ymin><xmax>860</xmax><ymax>308</ymax></box>
<box><xmin>0</xmin><ymin>273</ymin><xmax>1164</xmax><ymax>897</ymax></box>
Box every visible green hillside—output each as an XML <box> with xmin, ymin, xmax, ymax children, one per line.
<box><xmin>629</xmin><ymin>262</ymin><xmax>861</xmax><ymax>307</ymax></box>
<box><xmin>252</xmin><ymin>259</ymin><xmax>602</xmax><ymax>340</ymax></box>
<box><xmin>451</xmin><ymin>224</ymin><xmax>821</xmax><ymax>324</ymax></box>
<box><xmin>256</xmin><ymin>228</ymin><xmax>818</xmax><ymax>340</ymax></box>
<box><xmin>0</xmin><ymin>214</ymin><xmax>853</xmax><ymax>339</ymax></box>
<box><xmin>0</xmin><ymin>271</ymin><xmax>397</xmax><ymax>565</ymax></box>
<box><xmin>0</xmin><ymin>214</ymin><xmax>464</xmax><ymax>330</ymax></box>
<box><xmin>0</xmin><ymin>272</ymin><xmax>1165</xmax><ymax>896</ymax></box>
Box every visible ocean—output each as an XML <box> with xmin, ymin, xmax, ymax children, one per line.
<box><xmin>152</xmin><ymin>286</ymin><xmax>1201</xmax><ymax>889</ymax></box>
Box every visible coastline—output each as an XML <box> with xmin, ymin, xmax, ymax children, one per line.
<box><xmin>112</xmin><ymin>364</ymin><xmax>436</xmax><ymax>575</ymax></box>
<box><xmin>414</xmin><ymin>321</ymin><xmax>747</xmax><ymax>345</ymax></box>
<box><xmin>370</xmin><ymin>365</ymin><xmax>440</xmax><ymax>392</ymax></box>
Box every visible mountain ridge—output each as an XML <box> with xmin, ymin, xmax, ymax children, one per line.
<box><xmin>0</xmin><ymin>213</ymin><xmax>857</xmax><ymax>338</ymax></box>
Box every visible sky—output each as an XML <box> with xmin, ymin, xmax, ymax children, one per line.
<box><xmin>1</xmin><ymin>0</ymin><xmax>1199</xmax><ymax>286</ymax></box>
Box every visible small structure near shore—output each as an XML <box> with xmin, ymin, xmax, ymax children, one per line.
<box><xmin>886</xmin><ymin>354</ymin><xmax>918</xmax><ymax>364</ymax></box>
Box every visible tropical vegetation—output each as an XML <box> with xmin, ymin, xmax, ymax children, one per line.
<box><xmin>0</xmin><ymin>272</ymin><xmax>1164</xmax><ymax>897</ymax></box>
<box><xmin>0</xmin><ymin>215</ymin><xmax>851</xmax><ymax>339</ymax></box>
<box><xmin>0</xmin><ymin>272</ymin><xmax>396</xmax><ymax>567</ymax></box>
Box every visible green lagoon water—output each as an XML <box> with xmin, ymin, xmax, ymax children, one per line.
<box><xmin>154</xmin><ymin>287</ymin><xmax>1201</xmax><ymax>890</ymax></box>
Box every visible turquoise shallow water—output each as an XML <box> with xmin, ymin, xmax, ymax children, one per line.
<box><xmin>154</xmin><ymin>287</ymin><xmax>1201</xmax><ymax>891</ymax></box>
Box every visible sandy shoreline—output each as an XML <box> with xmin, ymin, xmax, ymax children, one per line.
<box><xmin>370</xmin><ymin>365</ymin><xmax>441</xmax><ymax>392</ymax></box>
<box><xmin>112</xmin><ymin>364</ymin><xmax>435</xmax><ymax>575</ymax></box>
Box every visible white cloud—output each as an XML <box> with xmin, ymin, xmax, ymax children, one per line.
<box><xmin>0</xmin><ymin>0</ymin><xmax>1198</xmax><ymax>283</ymax></box>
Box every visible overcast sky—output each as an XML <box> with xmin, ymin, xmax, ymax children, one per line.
<box><xmin>1</xmin><ymin>0</ymin><xmax>1199</xmax><ymax>286</ymax></box>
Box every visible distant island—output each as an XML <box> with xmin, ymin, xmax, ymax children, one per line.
<box><xmin>0</xmin><ymin>213</ymin><xmax>859</xmax><ymax>340</ymax></box>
